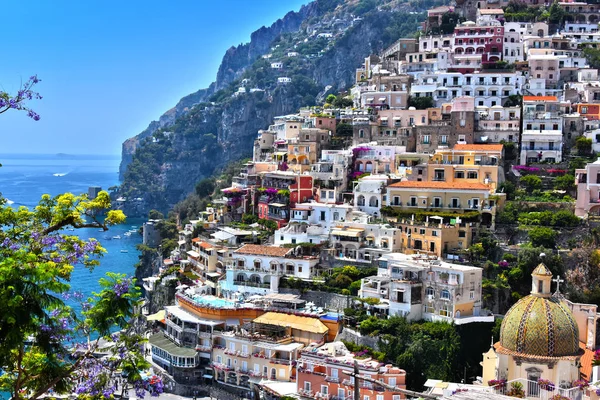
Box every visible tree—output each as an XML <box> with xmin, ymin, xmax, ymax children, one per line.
<box><xmin>520</xmin><ymin>175</ymin><xmax>542</xmax><ymax>193</ymax></box>
<box><xmin>553</xmin><ymin>174</ymin><xmax>576</xmax><ymax>192</ymax></box>
<box><xmin>407</xmin><ymin>96</ymin><xmax>434</xmax><ymax>110</ymax></box>
<box><xmin>333</xmin><ymin>96</ymin><xmax>353</xmax><ymax>108</ymax></box>
<box><xmin>0</xmin><ymin>75</ymin><xmax>42</xmax><ymax>120</ymax></box>
<box><xmin>0</xmin><ymin>192</ymin><xmax>163</xmax><ymax>399</ymax></box>
<box><xmin>547</xmin><ymin>1</ymin><xmax>565</xmax><ymax>24</ymax></box>
<box><xmin>498</xmin><ymin>181</ymin><xmax>516</xmax><ymax>200</ymax></box>
<box><xmin>335</xmin><ymin>122</ymin><xmax>353</xmax><ymax>137</ymax></box>
<box><xmin>195</xmin><ymin>177</ymin><xmax>215</xmax><ymax>198</ymax></box>
<box><xmin>528</xmin><ymin>226</ymin><xmax>558</xmax><ymax>248</ymax></box>
<box><xmin>575</xmin><ymin>136</ymin><xmax>592</xmax><ymax>156</ymax></box>
<box><xmin>325</xmin><ymin>94</ymin><xmax>337</xmax><ymax>104</ymax></box>
<box><xmin>148</xmin><ymin>209</ymin><xmax>164</xmax><ymax>220</ymax></box>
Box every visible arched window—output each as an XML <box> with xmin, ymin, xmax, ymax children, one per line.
<box><xmin>357</xmin><ymin>195</ymin><xmax>365</xmax><ymax>206</ymax></box>
<box><xmin>441</xmin><ymin>289</ymin><xmax>451</xmax><ymax>300</ymax></box>
<box><xmin>426</xmin><ymin>287</ymin><xmax>434</xmax><ymax>297</ymax></box>
<box><xmin>369</xmin><ymin>196</ymin><xmax>379</xmax><ymax>207</ymax></box>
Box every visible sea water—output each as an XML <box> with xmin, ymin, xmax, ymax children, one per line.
<box><xmin>0</xmin><ymin>153</ymin><xmax>143</xmax><ymax>400</ymax></box>
<box><xmin>0</xmin><ymin>153</ymin><xmax>141</xmax><ymax>307</ymax></box>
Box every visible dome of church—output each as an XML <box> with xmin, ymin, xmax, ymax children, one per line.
<box><xmin>499</xmin><ymin>264</ymin><xmax>579</xmax><ymax>358</ymax></box>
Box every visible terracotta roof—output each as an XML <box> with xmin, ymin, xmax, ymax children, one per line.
<box><xmin>196</xmin><ymin>241</ymin><xmax>213</xmax><ymax>250</ymax></box>
<box><xmin>523</xmin><ymin>95</ymin><xmax>558</xmax><ymax>102</ymax></box>
<box><xmin>452</xmin><ymin>144</ymin><xmax>503</xmax><ymax>152</ymax></box>
<box><xmin>235</xmin><ymin>244</ymin><xmax>291</xmax><ymax>257</ymax></box>
<box><xmin>388</xmin><ymin>181</ymin><xmax>490</xmax><ymax>190</ymax></box>
<box><xmin>192</xmin><ymin>238</ymin><xmax>201</xmax><ymax>243</ymax></box>
<box><xmin>579</xmin><ymin>342</ymin><xmax>594</xmax><ymax>380</ymax></box>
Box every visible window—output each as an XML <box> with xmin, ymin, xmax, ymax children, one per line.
<box><xmin>458</xmin><ymin>135</ymin><xmax>466</xmax><ymax>141</ymax></box>
<box><xmin>459</xmin><ymin>231</ymin><xmax>466</xmax><ymax>238</ymax></box>
<box><xmin>377</xmin><ymin>396</ymin><xmax>384</xmax><ymax>400</ymax></box>
<box><xmin>441</xmin><ymin>289</ymin><xmax>451</xmax><ymax>300</ymax></box>
<box><xmin>389</xmin><ymin>378</ymin><xmax>397</xmax><ymax>387</ymax></box>
<box><xmin>364</xmin><ymin>396</ymin><xmax>370</xmax><ymax>400</ymax></box>
<box><xmin>242</xmin><ymin>344</ymin><xmax>248</xmax><ymax>354</ymax></box>
<box><xmin>455</xmin><ymin>171</ymin><xmax>465</xmax><ymax>179</ymax></box>
<box><xmin>331</xmin><ymin>368</ymin><xmax>338</xmax><ymax>378</ymax></box>
<box><xmin>467</xmin><ymin>171</ymin><xmax>478</xmax><ymax>179</ymax></box>
<box><xmin>440</xmin><ymin>135</ymin><xmax>448</xmax><ymax>144</ymax></box>
<box><xmin>322</xmin><ymin>386</ymin><xmax>329</xmax><ymax>395</ymax></box>
<box><xmin>304</xmin><ymin>382</ymin><xmax>311</xmax><ymax>392</ymax></box>
<box><xmin>242</xmin><ymin>361</ymin><xmax>248</xmax><ymax>371</ymax></box>
<box><xmin>320</xmin><ymin>211</ymin><xmax>325</xmax><ymax>221</ymax></box>
<box><xmin>229</xmin><ymin>342</ymin><xmax>235</xmax><ymax>351</ymax></box>
<box><xmin>423</xmin><ymin>135</ymin><xmax>430</xmax><ymax>144</ymax></box>
<box><xmin>254</xmin><ymin>364</ymin><xmax>260</xmax><ymax>373</ymax></box>
<box><xmin>426</xmin><ymin>286</ymin><xmax>435</xmax><ymax>297</ymax></box>
<box><xmin>393</xmin><ymin>396</ymin><xmax>401</xmax><ymax>400</ymax></box>
<box><xmin>217</xmin><ymin>355</ymin><xmax>222</xmax><ymax>363</ymax></box>
<box><xmin>470</xmin><ymin>290</ymin><xmax>475</xmax><ymax>299</ymax></box>
<box><xmin>298</xmin><ymin>266</ymin><xmax>303</xmax><ymax>273</ymax></box>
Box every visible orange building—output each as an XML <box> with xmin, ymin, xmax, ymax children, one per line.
<box><xmin>298</xmin><ymin>342</ymin><xmax>406</xmax><ymax>400</ymax></box>
<box><xmin>576</xmin><ymin>103</ymin><xmax>600</xmax><ymax>120</ymax></box>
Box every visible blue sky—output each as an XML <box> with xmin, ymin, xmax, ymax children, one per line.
<box><xmin>0</xmin><ymin>0</ymin><xmax>307</xmax><ymax>155</ymax></box>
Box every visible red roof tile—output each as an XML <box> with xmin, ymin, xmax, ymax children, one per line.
<box><xmin>235</xmin><ymin>244</ymin><xmax>292</xmax><ymax>257</ymax></box>
<box><xmin>523</xmin><ymin>95</ymin><xmax>558</xmax><ymax>102</ymax></box>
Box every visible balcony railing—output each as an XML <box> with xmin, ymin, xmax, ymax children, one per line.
<box><xmin>234</xmin><ymin>281</ymin><xmax>271</xmax><ymax>289</ymax></box>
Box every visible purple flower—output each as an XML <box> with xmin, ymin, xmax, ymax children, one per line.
<box><xmin>113</xmin><ymin>279</ymin><xmax>132</xmax><ymax>298</ymax></box>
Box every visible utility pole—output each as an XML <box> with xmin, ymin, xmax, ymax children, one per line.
<box><xmin>354</xmin><ymin>361</ymin><xmax>360</xmax><ymax>400</ymax></box>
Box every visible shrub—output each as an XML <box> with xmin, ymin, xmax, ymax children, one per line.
<box><xmin>520</xmin><ymin>175</ymin><xmax>542</xmax><ymax>193</ymax></box>
<box><xmin>529</xmin><ymin>226</ymin><xmax>558</xmax><ymax>248</ymax></box>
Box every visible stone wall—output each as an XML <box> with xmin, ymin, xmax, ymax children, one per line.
<box><xmin>336</xmin><ymin>327</ymin><xmax>381</xmax><ymax>351</ymax></box>
<box><xmin>279</xmin><ymin>288</ymin><xmax>352</xmax><ymax>311</ymax></box>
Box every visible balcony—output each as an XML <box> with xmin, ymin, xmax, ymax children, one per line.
<box><xmin>234</xmin><ymin>281</ymin><xmax>271</xmax><ymax>289</ymax></box>
<box><xmin>524</xmin><ymin>146</ymin><xmax>562</xmax><ymax>151</ymax></box>
<box><xmin>270</xmin><ymin>357</ymin><xmax>291</xmax><ymax>365</ymax></box>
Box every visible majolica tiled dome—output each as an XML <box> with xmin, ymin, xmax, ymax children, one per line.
<box><xmin>499</xmin><ymin>294</ymin><xmax>579</xmax><ymax>357</ymax></box>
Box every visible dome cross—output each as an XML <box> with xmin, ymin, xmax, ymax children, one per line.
<box><xmin>553</xmin><ymin>275</ymin><xmax>564</xmax><ymax>295</ymax></box>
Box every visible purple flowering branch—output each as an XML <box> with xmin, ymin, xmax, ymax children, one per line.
<box><xmin>0</xmin><ymin>75</ymin><xmax>42</xmax><ymax>120</ymax></box>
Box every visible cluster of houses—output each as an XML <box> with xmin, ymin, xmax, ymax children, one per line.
<box><xmin>140</xmin><ymin>1</ymin><xmax>600</xmax><ymax>399</ymax></box>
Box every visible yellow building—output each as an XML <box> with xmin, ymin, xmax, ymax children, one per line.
<box><xmin>429</xmin><ymin>144</ymin><xmax>504</xmax><ymax>191</ymax></box>
<box><xmin>394</xmin><ymin>218</ymin><xmax>474</xmax><ymax>257</ymax></box>
<box><xmin>211</xmin><ymin>312</ymin><xmax>329</xmax><ymax>389</ymax></box>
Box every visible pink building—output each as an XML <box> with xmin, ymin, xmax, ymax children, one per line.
<box><xmin>298</xmin><ymin>342</ymin><xmax>407</xmax><ymax>400</ymax></box>
<box><xmin>575</xmin><ymin>160</ymin><xmax>600</xmax><ymax>217</ymax></box>
<box><xmin>453</xmin><ymin>22</ymin><xmax>504</xmax><ymax>65</ymax></box>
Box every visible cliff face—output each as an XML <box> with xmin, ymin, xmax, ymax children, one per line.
<box><xmin>215</xmin><ymin>6</ymin><xmax>316</xmax><ymax>90</ymax></box>
<box><xmin>119</xmin><ymin>4</ymin><xmax>316</xmax><ymax>180</ymax></box>
<box><xmin>119</xmin><ymin>0</ymin><xmax>429</xmax><ymax>214</ymax></box>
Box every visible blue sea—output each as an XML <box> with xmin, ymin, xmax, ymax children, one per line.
<box><xmin>0</xmin><ymin>153</ymin><xmax>142</xmax><ymax>307</ymax></box>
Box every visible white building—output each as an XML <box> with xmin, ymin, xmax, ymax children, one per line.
<box><xmin>220</xmin><ymin>244</ymin><xmax>319</xmax><ymax>297</ymax></box>
<box><xmin>520</xmin><ymin>96</ymin><xmax>563</xmax><ymax>164</ymax></box>
<box><xmin>359</xmin><ymin>253</ymin><xmax>492</xmax><ymax>324</ymax></box>
<box><xmin>353</xmin><ymin>174</ymin><xmax>389</xmax><ymax>218</ymax></box>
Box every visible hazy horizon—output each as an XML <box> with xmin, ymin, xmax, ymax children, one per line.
<box><xmin>0</xmin><ymin>0</ymin><xmax>307</xmax><ymax>156</ymax></box>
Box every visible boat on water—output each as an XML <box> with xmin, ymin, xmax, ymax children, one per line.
<box><xmin>112</xmin><ymin>235</ymin><xmax>121</xmax><ymax>240</ymax></box>
<box><xmin>124</xmin><ymin>232</ymin><xmax>132</xmax><ymax>237</ymax></box>
<box><xmin>120</xmin><ymin>250</ymin><xmax>128</xmax><ymax>253</ymax></box>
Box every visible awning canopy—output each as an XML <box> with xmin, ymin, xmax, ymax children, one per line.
<box><xmin>274</xmin><ymin>151</ymin><xmax>287</xmax><ymax>156</ymax></box>
<box><xmin>331</xmin><ymin>229</ymin><xmax>364</xmax><ymax>237</ymax></box>
<box><xmin>186</xmin><ymin>250</ymin><xmax>200</xmax><ymax>258</ymax></box>
<box><xmin>379</xmin><ymin>97</ymin><xmax>387</xmax><ymax>102</ymax></box>
<box><xmin>252</xmin><ymin>312</ymin><xmax>328</xmax><ymax>334</ymax></box>
<box><xmin>146</xmin><ymin>310</ymin><xmax>165</xmax><ymax>321</ymax></box>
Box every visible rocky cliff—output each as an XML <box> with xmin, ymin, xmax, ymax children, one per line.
<box><xmin>119</xmin><ymin>0</ymin><xmax>431</xmax><ymax>214</ymax></box>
